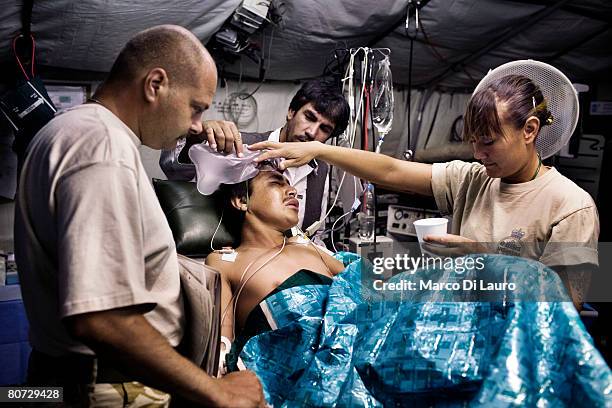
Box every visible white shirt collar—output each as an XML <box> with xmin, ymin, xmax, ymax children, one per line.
<box><xmin>268</xmin><ymin>127</ymin><xmax>282</xmax><ymax>143</ymax></box>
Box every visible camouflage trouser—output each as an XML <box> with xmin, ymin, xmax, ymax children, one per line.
<box><xmin>88</xmin><ymin>382</ymin><xmax>170</xmax><ymax>407</ymax></box>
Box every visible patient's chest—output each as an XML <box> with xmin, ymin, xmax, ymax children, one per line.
<box><xmin>231</xmin><ymin>245</ymin><xmax>334</xmax><ymax>328</ymax></box>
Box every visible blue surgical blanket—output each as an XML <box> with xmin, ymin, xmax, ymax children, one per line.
<box><xmin>240</xmin><ymin>253</ymin><xmax>612</xmax><ymax>407</ymax></box>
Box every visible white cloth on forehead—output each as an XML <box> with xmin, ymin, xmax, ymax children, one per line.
<box><xmin>189</xmin><ymin>143</ymin><xmax>261</xmax><ymax>195</ymax></box>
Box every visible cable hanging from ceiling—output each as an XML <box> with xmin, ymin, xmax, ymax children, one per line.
<box><xmin>403</xmin><ymin>0</ymin><xmax>422</xmax><ymax>161</ymax></box>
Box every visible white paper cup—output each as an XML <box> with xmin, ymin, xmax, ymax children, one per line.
<box><xmin>413</xmin><ymin>218</ymin><xmax>448</xmax><ymax>244</ymax></box>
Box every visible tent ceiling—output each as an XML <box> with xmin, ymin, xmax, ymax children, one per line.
<box><xmin>1</xmin><ymin>0</ymin><xmax>610</xmax><ymax>90</ymax></box>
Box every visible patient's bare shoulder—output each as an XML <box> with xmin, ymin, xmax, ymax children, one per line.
<box><xmin>282</xmin><ymin>240</ymin><xmax>345</xmax><ymax>276</ymax></box>
<box><xmin>206</xmin><ymin>247</ymin><xmax>256</xmax><ymax>283</ymax></box>
<box><xmin>313</xmin><ymin>245</ymin><xmax>345</xmax><ymax>275</ymax></box>
<box><xmin>205</xmin><ymin>251</ymin><xmax>232</xmax><ymax>274</ymax></box>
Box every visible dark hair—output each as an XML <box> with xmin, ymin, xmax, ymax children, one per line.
<box><xmin>219</xmin><ymin>165</ymin><xmax>286</xmax><ymax>220</ymax></box>
<box><xmin>288</xmin><ymin>77</ymin><xmax>350</xmax><ymax>139</ymax></box>
<box><xmin>220</xmin><ymin>163</ymin><xmax>283</xmax><ymax>204</ymax></box>
<box><xmin>222</xmin><ymin>180</ymin><xmax>250</xmax><ymax>204</ymax></box>
<box><xmin>218</xmin><ymin>180</ymin><xmax>250</xmax><ymax>229</ymax></box>
<box><xmin>106</xmin><ymin>25</ymin><xmax>206</xmax><ymax>88</ymax></box>
<box><xmin>464</xmin><ymin>74</ymin><xmax>554</xmax><ymax>142</ymax></box>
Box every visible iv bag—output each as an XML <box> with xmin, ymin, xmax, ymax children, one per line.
<box><xmin>372</xmin><ymin>57</ymin><xmax>394</xmax><ymax>135</ymax></box>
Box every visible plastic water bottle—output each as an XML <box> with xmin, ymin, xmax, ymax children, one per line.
<box><xmin>358</xmin><ymin>183</ymin><xmax>375</xmax><ymax>241</ymax></box>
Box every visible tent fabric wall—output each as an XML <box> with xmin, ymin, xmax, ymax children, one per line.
<box><xmin>374</xmin><ymin>1</ymin><xmax>612</xmax><ymax>88</ymax></box>
<box><xmin>414</xmin><ymin>91</ymin><xmax>470</xmax><ymax>151</ymax></box>
<box><xmin>217</xmin><ymin>1</ymin><xmax>612</xmax><ymax>89</ymax></box>
<box><xmin>0</xmin><ymin>2</ymin><xmax>23</xmax><ymax>69</ymax></box>
<box><xmin>0</xmin><ymin>0</ymin><xmax>239</xmax><ymax>73</ymax></box>
<box><xmin>219</xmin><ymin>0</ymin><xmax>410</xmax><ymax>82</ymax></box>
<box><xmin>378</xmin><ymin>88</ymin><xmax>470</xmax><ymax>159</ymax></box>
<box><xmin>2</xmin><ymin>1</ymin><xmax>610</xmax><ymax>89</ymax></box>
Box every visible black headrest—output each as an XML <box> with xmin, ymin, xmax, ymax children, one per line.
<box><xmin>152</xmin><ymin>179</ymin><xmax>241</xmax><ymax>258</ymax></box>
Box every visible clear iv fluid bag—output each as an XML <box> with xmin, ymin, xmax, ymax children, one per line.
<box><xmin>372</xmin><ymin>58</ymin><xmax>394</xmax><ymax>135</ymax></box>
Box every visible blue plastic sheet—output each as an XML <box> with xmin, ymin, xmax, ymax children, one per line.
<box><xmin>240</xmin><ymin>253</ymin><xmax>612</xmax><ymax>407</ymax></box>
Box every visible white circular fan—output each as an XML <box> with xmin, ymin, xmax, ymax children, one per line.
<box><xmin>473</xmin><ymin>60</ymin><xmax>579</xmax><ymax>159</ymax></box>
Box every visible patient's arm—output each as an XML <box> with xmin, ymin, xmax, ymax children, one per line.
<box><xmin>219</xmin><ymin>273</ymin><xmax>236</xmax><ymax>341</ymax></box>
<box><xmin>205</xmin><ymin>253</ymin><xmax>236</xmax><ymax>342</ymax></box>
<box><xmin>206</xmin><ymin>253</ymin><xmax>238</xmax><ymax>377</ymax></box>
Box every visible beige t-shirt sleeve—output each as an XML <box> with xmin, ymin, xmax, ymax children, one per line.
<box><xmin>56</xmin><ymin>162</ymin><xmax>156</xmax><ymax>318</ymax></box>
<box><xmin>540</xmin><ymin>205</ymin><xmax>600</xmax><ymax>267</ymax></box>
<box><xmin>431</xmin><ymin>160</ymin><xmax>481</xmax><ymax>215</ymax></box>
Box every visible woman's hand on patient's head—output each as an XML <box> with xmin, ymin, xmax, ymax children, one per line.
<box><xmin>251</xmin><ymin>140</ymin><xmax>322</xmax><ymax>170</ymax></box>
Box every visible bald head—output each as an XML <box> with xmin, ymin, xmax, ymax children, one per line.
<box><xmin>95</xmin><ymin>25</ymin><xmax>217</xmax><ymax>150</ymax></box>
<box><xmin>106</xmin><ymin>25</ymin><xmax>214</xmax><ymax>88</ymax></box>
